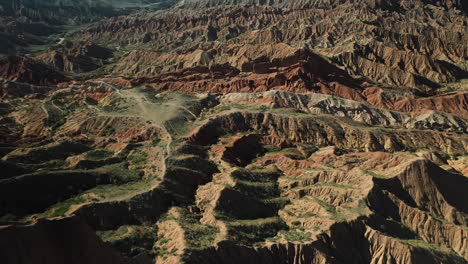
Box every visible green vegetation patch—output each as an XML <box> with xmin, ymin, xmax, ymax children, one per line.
<box><xmin>6</xmin><ymin>141</ymin><xmax>90</xmax><ymax>164</ymax></box>
<box><xmin>85</xmin><ymin>149</ymin><xmax>114</xmax><ymax>160</ymax></box>
<box><xmin>233</xmin><ymin>180</ymin><xmax>279</xmax><ymax>199</ymax></box>
<box><xmin>288</xmin><ymin>182</ymin><xmax>357</xmax><ymax>192</ymax></box>
<box><xmin>264</xmin><ymin>146</ymin><xmax>305</xmax><ymax>160</ymax></box>
<box><xmin>310</xmin><ymin>197</ymin><xmax>368</xmax><ymax>222</ymax></box>
<box><xmin>102</xmin><ymin>125</ymin><xmax>117</xmax><ymax>136</ymax></box>
<box><xmin>231</xmin><ymin>166</ymin><xmax>281</xmax><ymax>183</ymax></box>
<box><xmin>94</xmin><ymin>162</ymin><xmax>141</xmax><ymax>183</ymax></box>
<box><xmin>83</xmin><ymin>177</ymin><xmax>152</xmax><ymax>200</ymax></box>
<box><xmin>97</xmin><ymin>225</ymin><xmax>157</xmax><ymax>258</ymax></box>
<box><xmin>313</xmin><ymin>197</ymin><xmax>337</xmax><ymax>215</ymax></box>
<box><xmin>361</xmin><ymin>169</ymin><xmax>388</xmax><ymax>179</ymax></box>
<box><xmin>226</xmin><ymin>216</ymin><xmax>287</xmax><ymax>245</ymax></box>
<box><xmin>151</xmin><ymin>138</ymin><xmax>162</xmax><ymax>146</ymax></box>
<box><xmin>397</xmin><ymin>239</ymin><xmax>467</xmax><ymax>264</ymax></box>
<box><xmin>127</xmin><ymin>151</ymin><xmax>148</xmax><ymax>166</ymax></box>
<box><xmin>177</xmin><ymin>208</ymin><xmax>219</xmax><ymax>249</ymax></box>
<box><xmin>213</xmin><ymin>164</ymin><xmax>289</xmax><ymax>245</ymax></box>
<box><xmin>268</xmin><ymin>228</ymin><xmax>312</xmax><ymax>243</ymax></box>
<box><xmin>49</xmin><ymin>196</ymin><xmax>86</xmax><ymax>217</ymax></box>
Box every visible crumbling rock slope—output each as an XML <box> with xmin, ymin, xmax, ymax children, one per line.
<box><xmin>36</xmin><ymin>41</ymin><xmax>113</xmax><ymax>73</ymax></box>
<box><xmin>0</xmin><ymin>55</ymin><xmax>69</xmax><ymax>85</ymax></box>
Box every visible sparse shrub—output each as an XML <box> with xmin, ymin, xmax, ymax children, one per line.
<box><xmin>151</xmin><ymin>138</ymin><xmax>161</xmax><ymax>146</ymax></box>
<box><xmin>128</xmin><ymin>151</ymin><xmax>148</xmax><ymax>165</ymax></box>
<box><xmin>85</xmin><ymin>149</ymin><xmax>113</xmax><ymax>160</ymax></box>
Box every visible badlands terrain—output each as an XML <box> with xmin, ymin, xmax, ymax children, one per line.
<box><xmin>0</xmin><ymin>0</ymin><xmax>467</xmax><ymax>263</ymax></box>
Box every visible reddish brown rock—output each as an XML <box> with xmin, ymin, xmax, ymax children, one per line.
<box><xmin>0</xmin><ymin>55</ymin><xmax>69</xmax><ymax>86</ymax></box>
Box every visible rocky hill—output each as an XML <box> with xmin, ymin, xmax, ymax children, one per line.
<box><xmin>0</xmin><ymin>0</ymin><xmax>467</xmax><ymax>263</ymax></box>
<box><xmin>0</xmin><ymin>0</ymin><xmax>179</xmax><ymax>55</ymax></box>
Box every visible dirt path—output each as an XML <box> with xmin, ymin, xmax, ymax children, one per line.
<box><xmin>50</xmin><ymin>99</ymin><xmax>64</xmax><ymax>113</ymax></box>
<box><xmin>82</xmin><ymin>82</ymin><xmax>174</xmax><ymax>202</ymax></box>
<box><xmin>40</xmin><ymin>102</ymin><xmax>49</xmax><ymax>119</ymax></box>
<box><xmin>164</xmin><ymin>102</ymin><xmax>197</xmax><ymax>119</ymax></box>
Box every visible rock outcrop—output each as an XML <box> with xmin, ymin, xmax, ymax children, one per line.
<box><xmin>0</xmin><ymin>55</ymin><xmax>69</xmax><ymax>85</ymax></box>
<box><xmin>36</xmin><ymin>41</ymin><xmax>113</xmax><ymax>73</ymax></box>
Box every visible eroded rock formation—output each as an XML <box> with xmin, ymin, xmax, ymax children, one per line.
<box><xmin>0</xmin><ymin>0</ymin><xmax>467</xmax><ymax>263</ymax></box>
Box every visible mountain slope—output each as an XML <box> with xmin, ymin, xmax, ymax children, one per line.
<box><xmin>0</xmin><ymin>0</ymin><xmax>467</xmax><ymax>263</ymax></box>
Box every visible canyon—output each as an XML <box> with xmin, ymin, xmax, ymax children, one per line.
<box><xmin>0</xmin><ymin>0</ymin><xmax>467</xmax><ymax>263</ymax></box>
